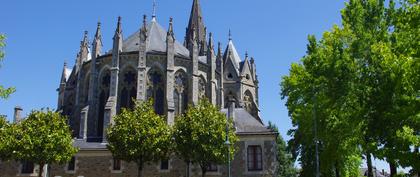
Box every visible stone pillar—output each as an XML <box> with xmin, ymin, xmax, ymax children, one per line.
<box><xmin>103</xmin><ymin>17</ymin><xmax>122</xmax><ymax>143</ymax></box>
<box><xmin>79</xmin><ymin>106</ymin><xmax>88</xmax><ymax>140</ymax></box>
<box><xmin>166</xmin><ymin>18</ymin><xmax>175</xmax><ymax>125</ymax></box>
<box><xmin>137</xmin><ymin>15</ymin><xmax>148</xmax><ymax>102</ymax></box>
<box><xmin>13</xmin><ymin>106</ymin><xmax>22</xmax><ymax>123</ymax></box>
<box><xmin>207</xmin><ymin>33</ymin><xmax>217</xmax><ymax>105</ymax></box>
<box><xmin>191</xmin><ymin>31</ymin><xmax>199</xmax><ymax>105</ymax></box>
<box><xmin>217</xmin><ymin>42</ymin><xmax>224</xmax><ymax>109</ymax></box>
<box><xmin>228</xmin><ymin>97</ymin><xmax>235</xmax><ymax>120</ymax></box>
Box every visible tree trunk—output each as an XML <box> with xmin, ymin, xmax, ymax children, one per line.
<box><xmin>38</xmin><ymin>163</ymin><xmax>44</xmax><ymax>177</ymax></box>
<box><xmin>389</xmin><ymin>161</ymin><xmax>397</xmax><ymax>177</ymax></box>
<box><xmin>335</xmin><ymin>161</ymin><xmax>340</xmax><ymax>177</ymax></box>
<box><xmin>366</xmin><ymin>152</ymin><xmax>373</xmax><ymax>177</ymax></box>
<box><xmin>137</xmin><ymin>163</ymin><xmax>143</xmax><ymax>177</ymax></box>
<box><xmin>185</xmin><ymin>161</ymin><xmax>190</xmax><ymax>177</ymax></box>
<box><xmin>201</xmin><ymin>166</ymin><xmax>207</xmax><ymax>177</ymax></box>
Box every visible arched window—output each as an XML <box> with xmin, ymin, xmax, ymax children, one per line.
<box><xmin>98</xmin><ymin>71</ymin><xmax>110</xmax><ymax>140</ymax></box>
<box><xmin>83</xmin><ymin>76</ymin><xmax>90</xmax><ymax>104</ymax></box>
<box><xmin>119</xmin><ymin>69</ymin><xmax>137</xmax><ymax>111</ymax></box>
<box><xmin>147</xmin><ymin>68</ymin><xmax>165</xmax><ymax>115</ymax></box>
<box><xmin>174</xmin><ymin>71</ymin><xmax>188</xmax><ymax>115</ymax></box>
<box><xmin>198</xmin><ymin>76</ymin><xmax>206</xmax><ymax>100</ymax></box>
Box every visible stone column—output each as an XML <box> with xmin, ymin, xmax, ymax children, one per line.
<box><xmin>166</xmin><ymin>18</ymin><xmax>175</xmax><ymax>125</ymax></box>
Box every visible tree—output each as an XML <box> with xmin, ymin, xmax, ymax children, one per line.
<box><xmin>0</xmin><ymin>34</ymin><xmax>15</xmax><ymax>99</ymax></box>
<box><xmin>107</xmin><ymin>100</ymin><xmax>172</xmax><ymax>177</ymax></box>
<box><xmin>173</xmin><ymin>98</ymin><xmax>238</xmax><ymax>177</ymax></box>
<box><xmin>267</xmin><ymin>121</ymin><xmax>298</xmax><ymax>177</ymax></box>
<box><xmin>281</xmin><ymin>0</ymin><xmax>419</xmax><ymax>176</ymax></box>
<box><xmin>0</xmin><ymin>116</ymin><xmax>18</xmax><ymax>161</ymax></box>
<box><xmin>15</xmin><ymin>109</ymin><xmax>78</xmax><ymax>177</ymax></box>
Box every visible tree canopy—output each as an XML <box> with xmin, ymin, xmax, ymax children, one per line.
<box><xmin>281</xmin><ymin>0</ymin><xmax>419</xmax><ymax>176</ymax></box>
<box><xmin>15</xmin><ymin>109</ymin><xmax>78</xmax><ymax>177</ymax></box>
<box><xmin>107</xmin><ymin>100</ymin><xmax>172</xmax><ymax>177</ymax></box>
<box><xmin>0</xmin><ymin>34</ymin><xmax>16</xmax><ymax>99</ymax></box>
<box><xmin>173</xmin><ymin>98</ymin><xmax>238</xmax><ymax>177</ymax></box>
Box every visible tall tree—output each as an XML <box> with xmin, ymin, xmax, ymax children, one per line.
<box><xmin>173</xmin><ymin>98</ymin><xmax>238</xmax><ymax>177</ymax></box>
<box><xmin>107</xmin><ymin>100</ymin><xmax>172</xmax><ymax>177</ymax></box>
<box><xmin>267</xmin><ymin>121</ymin><xmax>298</xmax><ymax>177</ymax></box>
<box><xmin>0</xmin><ymin>34</ymin><xmax>15</xmax><ymax>99</ymax></box>
<box><xmin>282</xmin><ymin>0</ymin><xmax>419</xmax><ymax>177</ymax></box>
<box><xmin>15</xmin><ymin>109</ymin><xmax>78</xmax><ymax>177</ymax></box>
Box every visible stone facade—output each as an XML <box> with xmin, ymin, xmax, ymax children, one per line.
<box><xmin>0</xmin><ymin>0</ymin><xmax>278</xmax><ymax>176</ymax></box>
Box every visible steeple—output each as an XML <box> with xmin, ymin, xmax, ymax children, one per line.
<box><xmin>152</xmin><ymin>0</ymin><xmax>157</xmax><ymax>21</ymax></box>
<box><xmin>92</xmin><ymin>22</ymin><xmax>103</xmax><ymax>58</ymax></box>
<box><xmin>185</xmin><ymin>0</ymin><xmax>207</xmax><ymax>55</ymax></box>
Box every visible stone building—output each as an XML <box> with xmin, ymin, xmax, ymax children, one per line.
<box><xmin>0</xmin><ymin>0</ymin><xmax>278</xmax><ymax>176</ymax></box>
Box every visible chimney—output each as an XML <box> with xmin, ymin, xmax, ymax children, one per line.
<box><xmin>14</xmin><ymin>106</ymin><xmax>23</xmax><ymax>123</ymax></box>
<box><xmin>227</xmin><ymin>96</ymin><xmax>235</xmax><ymax>119</ymax></box>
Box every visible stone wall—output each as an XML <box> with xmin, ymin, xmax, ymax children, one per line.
<box><xmin>0</xmin><ymin>137</ymin><xmax>277</xmax><ymax>177</ymax></box>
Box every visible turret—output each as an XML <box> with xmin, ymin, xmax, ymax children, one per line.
<box><xmin>57</xmin><ymin>61</ymin><xmax>68</xmax><ymax>110</ymax></box>
<box><xmin>185</xmin><ymin>0</ymin><xmax>207</xmax><ymax>56</ymax></box>
<box><xmin>76</xmin><ymin>31</ymin><xmax>89</xmax><ymax>73</ymax></box>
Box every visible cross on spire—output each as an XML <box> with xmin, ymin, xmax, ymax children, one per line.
<box><xmin>152</xmin><ymin>0</ymin><xmax>157</xmax><ymax>19</ymax></box>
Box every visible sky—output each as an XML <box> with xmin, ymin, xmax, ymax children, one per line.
<box><xmin>0</xmin><ymin>0</ymin><xmax>401</xmax><ymax>173</ymax></box>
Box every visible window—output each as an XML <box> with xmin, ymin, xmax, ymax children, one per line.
<box><xmin>247</xmin><ymin>145</ymin><xmax>262</xmax><ymax>171</ymax></box>
<box><xmin>207</xmin><ymin>163</ymin><xmax>218</xmax><ymax>172</ymax></box>
<box><xmin>147</xmin><ymin>69</ymin><xmax>165</xmax><ymax>115</ymax></box>
<box><xmin>174</xmin><ymin>71</ymin><xmax>188</xmax><ymax>115</ymax></box>
<box><xmin>67</xmin><ymin>156</ymin><xmax>76</xmax><ymax>171</ymax></box>
<box><xmin>113</xmin><ymin>158</ymin><xmax>121</xmax><ymax>171</ymax></box>
<box><xmin>160</xmin><ymin>160</ymin><xmax>169</xmax><ymax>170</ymax></box>
<box><xmin>119</xmin><ymin>70</ymin><xmax>137</xmax><ymax>111</ymax></box>
<box><xmin>21</xmin><ymin>161</ymin><xmax>34</xmax><ymax>174</ymax></box>
<box><xmin>198</xmin><ymin>77</ymin><xmax>206</xmax><ymax>99</ymax></box>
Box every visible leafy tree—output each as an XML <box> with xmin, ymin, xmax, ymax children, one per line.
<box><xmin>15</xmin><ymin>109</ymin><xmax>78</xmax><ymax>177</ymax></box>
<box><xmin>107</xmin><ymin>100</ymin><xmax>172</xmax><ymax>177</ymax></box>
<box><xmin>281</xmin><ymin>0</ymin><xmax>419</xmax><ymax>176</ymax></box>
<box><xmin>173</xmin><ymin>98</ymin><xmax>238</xmax><ymax>177</ymax></box>
<box><xmin>267</xmin><ymin>121</ymin><xmax>298</xmax><ymax>177</ymax></box>
<box><xmin>0</xmin><ymin>34</ymin><xmax>15</xmax><ymax>99</ymax></box>
<box><xmin>0</xmin><ymin>116</ymin><xmax>18</xmax><ymax>161</ymax></box>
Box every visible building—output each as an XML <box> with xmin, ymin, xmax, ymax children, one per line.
<box><xmin>0</xmin><ymin>0</ymin><xmax>278</xmax><ymax>176</ymax></box>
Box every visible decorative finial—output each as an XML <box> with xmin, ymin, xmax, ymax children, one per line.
<box><xmin>143</xmin><ymin>15</ymin><xmax>147</xmax><ymax>24</ymax></box>
<box><xmin>168</xmin><ymin>17</ymin><xmax>174</xmax><ymax>35</ymax></box>
<box><xmin>97</xmin><ymin>21</ymin><xmax>101</xmax><ymax>28</ymax></box>
<box><xmin>152</xmin><ymin>0</ymin><xmax>157</xmax><ymax>19</ymax></box>
<box><xmin>245</xmin><ymin>51</ymin><xmax>249</xmax><ymax>58</ymax></box>
<box><xmin>228</xmin><ymin>29</ymin><xmax>232</xmax><ymax>41</ymax></box>
<box><xmin>64</xmin><ymin>61</ymin><xmax>67</xmax><ymax>67</ymax></box>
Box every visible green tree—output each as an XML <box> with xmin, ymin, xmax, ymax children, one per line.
<box><xmin>173</xmin><ymin>98</ymin><xmax>238</xmax><ymax>177</ymax></box>
<box><xmin>15</xmin><ymin>109</ymin><xmax>78</xmax><ymax>177</ymax></box>
<box><xmin>107</xmin><ymin>100</ymin><xmax>172</xmax><ymax>177</ymax></box>
<box><xmin>267</xmin><ymin>121</ymin><xmax>298</xmax><ymax>177</ymax></box>
<box><xmin>0</xmin><ymin>34</ymin><xmax>16</xmax><ymax>99</ymax></box>
<box><xmin>281</xmin><ymin>0</ymin><xmax>419</xmax><ymax>176</ymax></box>
<box><xmin>0</xmin><ymin>116</ymin><xmax>18</xmax><ymax>161</ymax></box>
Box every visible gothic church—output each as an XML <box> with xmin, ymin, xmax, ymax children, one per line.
<box><xmin>0</xmin><ymin>0</ymin><xmax>278</xmax><ymax>176</ymax></box>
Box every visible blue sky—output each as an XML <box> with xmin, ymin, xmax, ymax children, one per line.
<box><xmin>0</xmin><ymin>0</ymin><xmax>400</xmax><ymax>173</ymax></box>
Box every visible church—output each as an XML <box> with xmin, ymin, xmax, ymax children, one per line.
<box><xmin>0</xmin><ymin>0</ymin><xmax>278</xmax><ymax>176</ymax></box>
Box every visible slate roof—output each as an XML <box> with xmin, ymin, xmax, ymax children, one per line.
<box><xmin>122</xmin><ymin>18</ymin><xmax>190</xmax><ymax>58</ymax></box>
<box><xmin>223</xmin><ymin>40</ymin><xmax>242</xmax><ymax>73</ymax></box>
<box><xmin>221</xmin><ymin>108</ymin><xmax>274</xmax><ymax>135</ymax></box>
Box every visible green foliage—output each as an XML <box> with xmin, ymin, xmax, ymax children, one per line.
<box><xmin>107</xmin><ymin>99</ymin><xmax>172</xmax><ymax>177</ymax></box>
<box><xmin>174</xmin><ymin>98</ymin><xmax>238</xmax><ymax>176</ymax></box>
<box><xmin>268</xmin><ymin>121</ymin><xmax>298</xmax><ymax>177</ymax></box>
<box><xmin>281</xmin><ymin>0</ymin><xmax>419</xmax><ymax>176</ymax></box>
<box><xmin>0</xmin><ymin>116</ymin><xmax>18</xmax><ymax>161</ymax></box>
<box><xmin>0</xmin><ymin>34</ymin><xmax>16</xmax><ymax>100</ymax></box>
<box><xmin>15</xmin><ymin>109</ymin><xmax>78</xmax><ymax>177</ymax></box>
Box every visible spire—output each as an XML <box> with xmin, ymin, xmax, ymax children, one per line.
<box><xmin>208</xmin><ymin>32</ymin><xmax>214</xmax><ymax>51</ymax></box>
<box><xmin>77</xmin><ymin>31</ymin><xmax>89</xmax><ymax>67</ymax></box>
<box><xmin>92</xmin><ymin>22</ymin><xmax>103</xmax><ymax>58</ymax></box>
<box><xmin>228</xmin><ymin>29</ymin><xmax>232</xmax><ymax>41</ymax></box>
<box><xmin>167</xmin><ymin>17</ymin><xmax>174</xmax><ymax>36</ymax></box>
<box><xmin>60</xmin><ymin>61</ymin><xmax>68</xmax><ymax>83</ymax></box>
<box><xmin>185</xmin><ymin>0</ymin><xmax>206</xmax><ymax>54</ymax></box>
<box><xmin>115</xmin><ymin>16</ymin><xmax>122</xmax><ymax>35</ymax></box>
<box><xmin>152</xmin><ymin>0</ymin><xmax>157</xmax><ymax>21</ymax></box>
<box><xmin>217</xmin><ymin>42</ymin><xmax>222</xmax><ymax>58</ymax></box>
